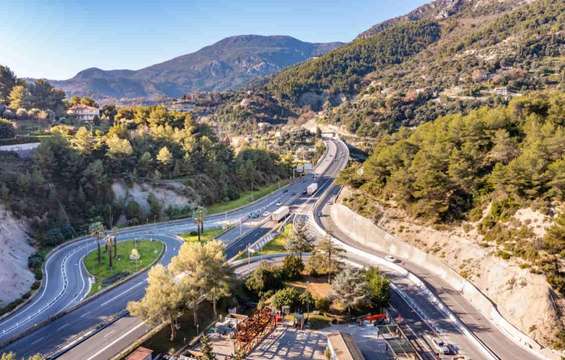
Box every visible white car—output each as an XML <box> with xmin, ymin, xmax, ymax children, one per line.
<box><xmin>385</xmin><ymin>255</ymin><xmax>400</xmax><ymax>263</ymax></box>
<box><xmin>430</xmin><ymin>338</ymin><xmax>455</xmax><ymax>355</ymax></box>
<box><xmin>262</xmin><ymin>211</ymin><xmax>270</xmax><ymax>217</ymax></box>
<box><xmin>276</xmin><ymin>201</ymin><xmax>282</xmax><ymax>206</ymax></box>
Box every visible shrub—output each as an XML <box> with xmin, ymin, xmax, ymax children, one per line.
<box><xmin>271</xmin><ymin>287</ymin><xmax>300</xmax><ymax>311</ymax></box>
<box><xmin>281</xmin><ymin>255</ymin><xmax>304</xmax><ymax>280</ymax></box>
<box><xmin>245</xmin><ymin>262</ymin><xmax>281</xmax><ymax>296</ymax></box>
<box><xmin>299</xmin><ymin>291</ymin><xmax>315</xmax><ymax>311</ymax></box>
<box><xmin>0</xmin><ymin>118</ymin><xmax>15</xmax><ymax>139</ymax></box>
<box><xmin>314</xmin><ymin>297</ymin><xmax>331</xmax><ymax>312</ymax></box>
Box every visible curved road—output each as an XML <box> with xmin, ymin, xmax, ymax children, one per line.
<box><xmin>311</xmin><ymin>139</ymin><xmax>544</xmax><ymax>360</ymax></box>
<box><xmin>0</xmin><ymin>137</ymin><xmax>543</xmax><ymax>360</ymax></box>
<box><xmin>0</xmin><ymin>139</ymin><xmax>341</xmax><ymax>357</ymax></box>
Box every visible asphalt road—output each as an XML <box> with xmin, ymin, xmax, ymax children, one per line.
<box><xmin>311</xmin><ymin>140</ymin><xmax>542</xmax><ymax>360</ymax></box>
<box><xmin>2</xmin><ymin>137</ymin><xmax>539</xmax><ymax>360</ymax></box>
<box><xmin>0</xmin><ymin>138</ymin><xmax>341</xmax><ymax>357</ymax></box>
<box><xmin>57</xmin><ymin>255</ymin><xmax>288</xmax><ymax>360</ymax></box>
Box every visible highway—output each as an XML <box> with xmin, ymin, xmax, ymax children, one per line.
<box><xmin>311</xmin><ymin>139</ymin><xmax>543</xmax><ymax>360</ymax></box>
<box><xmin>0</xmin><ymin>138</ymin><xmax>341</xmax><ymax>358</ymax></box>
<box><xmin>0</xmin><ymin>136</ymin><xmax>544</xmax><ymax>360</ymax></box>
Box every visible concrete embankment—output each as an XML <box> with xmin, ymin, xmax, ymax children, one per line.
<box><xmin>329</xmin><ymin>203</ymin><xmax>561</xmax><ymax>360</ymax></box>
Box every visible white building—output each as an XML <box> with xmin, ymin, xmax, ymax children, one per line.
<box><xmin>67</xmin><ymin>104</ymin><xmax>100</xmax><ymax>122</ymax></box>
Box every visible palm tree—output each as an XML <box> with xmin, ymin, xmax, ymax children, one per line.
<box><xmin>105</xmin><ymin>234</ymin><xmax>116</xmax><ymax>269</ymax></box>
<box><xmin>89</xmin><ymin>222</ymin><xmax>105</xmax><ymax>265</ymax></box>
<box><xmin>193</xmin><ymin>207</ymin><xmax>206</xmax><ymax>243</ymax></box>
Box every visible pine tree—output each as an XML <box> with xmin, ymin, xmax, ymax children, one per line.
<box><xmin>332</xmin><ymin>268</ymin><xmax>369</xmax><ymax>315</ymax></box>
<box><xmin>308</xmin><ymin>237</ymin><xmax>345</xmax><ymax>283</ymax></box>
<box><xmin>0</xmin><ymin>65</ymin><xmax>17</xmax><ymax>104</ymax></box>
<box><xmin>544</xmin><ymin>212</ymin><xmax>565</xmax><ymax>255</ymax></box>
<box><xmin>127</xmin><ymin>265</ymin><xmax>184</xmax><ymax>341</ymax></box>
<box><xmin>199</xmin><ymin>335</ymin><xmax>216</xmax><ymax>360</ymax></box>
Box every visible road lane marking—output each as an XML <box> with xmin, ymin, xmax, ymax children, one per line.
<box><xmin>57</xmin><ymin>323</ymin><xmax>70</xmax><ymax>331</ymax></box>
<box><xmin>79</xmin><ymin>310</ymin><xmax>91</xmax><ymax>318</ymax></box>
<box><xmin>100</xmin><ymin>280</ymin><xmax>146</xmax><ymax>307</ymax></box>
<box><xmin>31</xmin><ymin>336</ymin><xmax>44</xmax><ymax>345</ymax></box>
<box><xmin>85</xmin><ymin>321</ymin><xmax>146</xmax><ymax>360</ymax></box>
<box><xmin>103</xmin><ymin>330</ymin><xmax>115</xmax><ymax>338</ymax></box>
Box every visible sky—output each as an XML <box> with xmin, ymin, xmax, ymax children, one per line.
<box><xmin>0</xmin><ymin>0</ymin><xmax>429</xmax><ymax>80</ymax></box>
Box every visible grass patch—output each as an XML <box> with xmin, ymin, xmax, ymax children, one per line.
<box><xmin>180</xmin><ymin>227</ymin><xmax>224</xmax><ymax>243</ymax></box>
<box><xmin>306</xmin><ymin>313</ymin><xmax>332</xmax><ymax>330</ymax></box>
<box><xmin>235</xmin><ymin>224</ymin><xmax>294</xmax><ymax>260</ymax></box>
<box><xmin>84</xmin><ymin>240</ymin><xmax>163</xmax><ymax>296</ymax></box>
<box><xmin>208</xmin><ymin>180</ymin><xmax>289</xmax><ymax>215</ymax></box>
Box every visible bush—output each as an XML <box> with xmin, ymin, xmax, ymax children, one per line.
<box><xmin>0</xmin><ymin>118</ymin><xmax>15</xmax><ymax>139</ymax></box>
<box><xmin>365</xmin><ymin>267</ymin><xmax>390</xmax><ymax>309</ymax></box>
<box><xmin>299</xmin><ymin>291</ymin><xmax>315</xmax><ymax>310</ymax></box>
<box><xmin>281</xmin><ymin>255</ymin><xmax>304</xmax><ymax>280</ymax></box>
<box><xmin>314</xmin><ymin>297</ymin><xmax>331</xmax><ymax>312</ymax></box>
<box><xmin>271</xmin><ymin>287</ymin><xmax>300</xmax><ymax>311</ymax></box>
<box><xmin>245</xmin><ymin>262</ymin><xmax>281</xmax><ymax>296</ymax></box>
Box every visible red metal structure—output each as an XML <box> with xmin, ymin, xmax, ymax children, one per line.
<box><xmin>234</xmin><ymin>307</ymin><xmax>276</xmax><ymax>354</ymax></box>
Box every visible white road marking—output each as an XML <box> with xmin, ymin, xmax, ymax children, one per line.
<box><xmin>84</xmin><ymin>321</ymin><xmax>146</xmax><ymax>360</ymax></box>
<box><xmin>79</xmin><ymin>310</ymin><xmax>91</xmax><ymax>318</ymax></box>
<box><xmin>31</xmin><ymin>336</ymin><xmax>44</xmax><ymax>345</ymax></box>
<box><xmin>57</xmin><ymin>323</ymin><xmax>70</xmax><ymax>331</ymax></box>
<box><xmin>100</xmin><ymin>280</ymin><xmax>146</xmax><ymax>307</ymax></box>
<box><xmin>103</xmin><ymin>330</ymin><xmax>114</xmax><ymax>338</ymax></box>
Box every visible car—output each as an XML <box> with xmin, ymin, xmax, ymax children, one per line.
<box><xmin>262</xmin><ymin>211</ymin><xmax>270</xmax><ymax>217</ymax></box>
<box><xmin>430</xmin><ymin>338</ymin><xmax>454</xmax><ymax>355</ymax></box>
<box><xmin>385</xmin><ymin>255</ymin><xmax>400</xmax><ymax>263</ymax></box>
<box><xmin>276</xmin><ymin>201</ymin><xmax>282</xmax><ymax>206</ymax></box>
<box><xmin>283</xmin><ymin>189</ymin><xmax>288</xmax><ymax>193</ymax></box>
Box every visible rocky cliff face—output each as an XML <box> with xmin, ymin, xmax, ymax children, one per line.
<box><xmin>0</xmin><ymin>206</ymin><xmax>35</xmax><ymax>307</ymax></box>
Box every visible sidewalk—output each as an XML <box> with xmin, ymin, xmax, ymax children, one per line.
<box><xmin>247</xmin><ymin>326</ymin><xmax>327</xmax><ymax>360</ymax></box>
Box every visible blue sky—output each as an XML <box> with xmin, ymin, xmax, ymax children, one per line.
<box><xmin>0</xmin><ymin>0</ymin><xmax>429</xmax><ymax>80</ymax></box>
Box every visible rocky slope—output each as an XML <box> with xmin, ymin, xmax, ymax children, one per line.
<box><xmin>339</xmin><ymin>187</ymin><xmax>565</xmax><ymax>349</ymax></box>
<box><xmin>50</xmin><ymin>35</ymin><xmax>342</xmax><ymax>101</ymax></box>
<box><xmin>357</xmin><ymin>0</ymin><xmax>534</xmax><ymax>39</ymax></box>
<box><xmin>0</xmin><ymin>206</ymin><xmax>35</xmax><ymax>307</ymax></box>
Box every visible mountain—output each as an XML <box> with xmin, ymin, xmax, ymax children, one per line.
<box><xmin>226</xmin><ymin>0</ymin><xmax>562</xmax><ymax>137</ymax></box>
<box><xmin>50</xmin><ymin>35</ymin><xmax>343</xmax><ymax>101</ymax></box>
<box><xmin>356</xmin><ymin>0</ymin><xmax>534</xmax><ymax>39</ymax></box>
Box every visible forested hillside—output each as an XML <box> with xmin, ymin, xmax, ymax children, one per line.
<box><xmin>324</xmin><ymin>0</ymin><xmax>564</xmax><ymax>136</ymax></box>
<box><xmin>267</xmin><ymin>20</ymin><xmax>442</xmax><ymax>104</ymax></box>
<box><xmin>0</xmin><ymin>105</ymin><xmax>289</xmax><ymax>247</ymax></box>
<box><xmin>339</xmin><ymin>92</ymin><xmax>565</xmax><ymax>296</ymax></box>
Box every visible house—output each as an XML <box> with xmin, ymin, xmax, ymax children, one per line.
<box><xmin>326</xmin><ymin>331</ymin><xmax>365</xmax><ymax>360</ymax></box>
<box><xmin>67</xmin><ymin>104</ymin><xmax>100</xmax><ymax>122</ymax></box>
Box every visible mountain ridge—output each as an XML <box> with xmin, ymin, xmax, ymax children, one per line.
<box><xmin>50</xmin><ymin>35</ymin><xmax>343</xmax><ymax>101</ymax></box>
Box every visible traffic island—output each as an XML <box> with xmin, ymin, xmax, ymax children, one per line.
<box><xmin>84</xmin><ymin>240</ymin><xmax>164</xmax><ymax>296</ymax></box>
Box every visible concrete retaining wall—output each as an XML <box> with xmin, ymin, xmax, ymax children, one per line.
<box><xmin>329</xmin><ymin>203</ymin><xmax>545</xmax><ymax>355</ymax></box>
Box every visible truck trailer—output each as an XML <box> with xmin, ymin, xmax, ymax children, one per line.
<box><xmin>271</xmin><ymin>206</ymin><xmax>290</xmax><ymax>222</ymax></box>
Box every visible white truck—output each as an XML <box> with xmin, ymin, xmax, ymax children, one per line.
<box><xmin>271</xmin><ymin>206</ymin><xmax>290</xmax><ymax>222</ymax></box>
<box><xmin>306</xmin><ymin>182</ymin><xmax>318</xmax><ymax>195</ymax></box>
